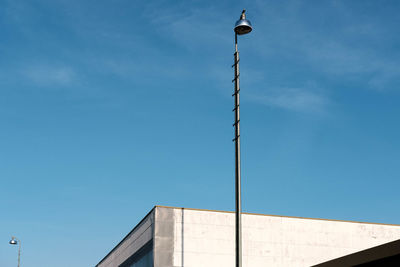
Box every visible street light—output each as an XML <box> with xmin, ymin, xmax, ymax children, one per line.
<box><xmin>232</xmin><ymin>9</ymin><xmax>252</xmax><ymax>267</ymax></box>
<box><xmin>9</xmin><ymin>236</ymin><xmax>21</xmax><ymax>267</ymax></box>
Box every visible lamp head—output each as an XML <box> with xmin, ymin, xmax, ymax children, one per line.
<box><xmin>9</xmin><ymin>237</ymin><xmax>18</xmax><ymax>245</ymax></box>
<box><xmin>234</xmin><ymin>10</ymin><xmax>252</xmax><ymax>35</ymax></box>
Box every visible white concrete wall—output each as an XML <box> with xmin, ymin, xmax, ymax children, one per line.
<box><xmin>97</xmin><ymin>209</ymin><xmax>154</xmax><ymax>267</ymax></box>
<box><xmin>154</xmin><ymin>207</ymin><xmax>175</xmax><ymax>267</ymax></box>
<box><xmin>154</xmin><ymin>206</ymin><xmax>400</xmax><ymax>267</ymax></box>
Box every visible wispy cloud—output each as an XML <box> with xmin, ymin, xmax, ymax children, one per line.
<box><xmin>143</xmin><ymin>2</ymin><xmax>232</xmax><ymax>52</ymax></box>
<box><xmin>23</xmin><ymin>65</ymin><xmax>77</xmax><ymax>87</ymax></box>
<box><xmin>302</xmin><ymin>40</ymin><xmax>400</xmax><ymax>91</ymax></box>
<box><xmin>248</xmin><ymin>86</ymin><xmax>328</xmax><ymax>114</ymax></box>
<box><xmin>250</xmin><ymin>0</ymin><xmax>400</xmax><ymax>92</ymax></box>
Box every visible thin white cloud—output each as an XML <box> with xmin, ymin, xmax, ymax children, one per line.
<box><xmin>144</xmin><ymin>3</ymin><xmax>232</xmax><ymax>51</ymax></box>
<box><xmin>300</xmin><ymin>39</ymin><xmax>400</xmax><ymax>92</ymax></box>
<box><xmin>251</xmin><ymin>0</ymin><xmax>400</xmax><ymax>92</ymax></box>
<box><xmin>248</xmin><ymin>86</ymin><xmax>328</xmax><ymax>114</ymax></box>
<box><xmin>23</xmin><ymin>65</ymin><xmax>77</xmax><ymax>87</ymax></box>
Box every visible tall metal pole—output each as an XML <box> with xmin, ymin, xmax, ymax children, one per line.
<box><xmin>233</xmin><ymin>32</ymin><xmax>242</xmax><ymax>267</ymax></box>
<box><xmin>18</xmin><ymin>240</ymin><xmax>21</xmax><ymax>267</ymax></box>
<box><xmin>233</xmin><ymin>10</ymin><xmax>252</xmax><ymax>267</ymax></box>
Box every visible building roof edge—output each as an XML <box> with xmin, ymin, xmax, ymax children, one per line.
<box><xmin>96</xmin><ymin>206</ymin><xmax>157</xmax><ymax>267</ymax></box>
<box><xmin>155</xmin><ymin>205</ymin><xmax>400</xmax><ymax>227</ymax></box>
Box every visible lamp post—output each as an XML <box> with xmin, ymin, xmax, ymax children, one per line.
<box><xmin>233</xmin><ymin>10</ymin><xmax>252</xmax><ymax>267</ymax></box>
<box><xmin>9</xmin><ymin>236</ymin><xmax>21</xmax><ymax>267</ymax></box>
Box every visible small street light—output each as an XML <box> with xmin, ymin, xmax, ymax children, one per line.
<box><xmin>9</xmin><ymin>236</ymin><xmax>21</xmax><ymax>267</ymax></box>
<box><xmin>232</xmin><ymin>9</ymin><xmax>252</xmax><ymax>267</ymax></box>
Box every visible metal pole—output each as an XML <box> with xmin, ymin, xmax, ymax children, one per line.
<box><xmin>233</xmin><ymin>32</ymin><xmax>242</xmax><ymax>267</ymax></box>
<box><xmin>18</xmin><ymin>240</ymin><xmax>21</xmax><ymax>267</ymax></box>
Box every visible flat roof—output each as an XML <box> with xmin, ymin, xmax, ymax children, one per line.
<box><xmin>156</xmin><ymin>205</ymin><xmax>400</xmax><ymax>227</ymax></box>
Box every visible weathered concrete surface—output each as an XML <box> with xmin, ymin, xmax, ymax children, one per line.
<box><xmin>158</xmin><ymin>206</ymin><xmax>400</xmax><ymax>267</ymax></box>
<box><xmin>154</xmin><ymin>206</ymin><xmax>175</xmax><ymax>267</ymax></box>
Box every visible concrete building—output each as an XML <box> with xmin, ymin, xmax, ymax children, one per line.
<box><xmin>96</xmin><ymin>206</ymin><xmax>400</xmax><ymax>267</ymax></box>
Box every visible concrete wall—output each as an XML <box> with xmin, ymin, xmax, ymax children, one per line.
<box><xmin>97</xmin><ymin>209</ymin><xmax>155</xmax><ymax>267</ymax></box>
<box><xmin>154</xmin><ymin>206</ymin><xmax>400</xmax><ymax>267</ymax></box>
<box><xmin>153</xmin><ymin>206</ymin><xmax>175</xmax><ymax>267</ymax></box>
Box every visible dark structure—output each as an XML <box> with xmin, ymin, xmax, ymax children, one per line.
<box><xmin>313</xmin><ymin>239</ymin><xmax>400</xmax><ymax>267</ymax></box>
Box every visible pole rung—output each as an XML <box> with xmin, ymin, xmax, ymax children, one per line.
<box><xmin>231</xmin><ymin>59</ymin><xmax>240</xmax><ymax>68</ymax></box>
<box><xmin>232</xmin><ymin>120</ymin><xmax>240</xmax><ymax>126</ymax></box>
<box><xmin>232</xmin><ymin>74</ymin><xmax>240</xmax><ymax>83</ymax></box>
<box><xmin>232</xmin><ymin>89</ymin><xmax>240</xmax><ymax>96</ymax></box>
<box><xmin>232</xmin><ymin>135</ymin><xmax>240</xmax><ymax>142</ymax></box>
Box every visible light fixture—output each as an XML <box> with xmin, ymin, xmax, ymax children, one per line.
<box><xmin>234</xmin><ymin>10</ymin><xmax>253</xmax><ymax>35</ymax></box>
<box><xmin>9</xmin><ymin>237</ymin><xmax>18</xmax><ymax>245</ymax></box>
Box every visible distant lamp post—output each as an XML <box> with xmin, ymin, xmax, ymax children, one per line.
<box><xmin>9</xmin><ymin>236</ymin><xmax>21</xmax><ymax>267</ymax></box>
<box><xmin>232</xmin><ymin>9</ymin><xmax>252</xmax><ymax>267</ymax></box>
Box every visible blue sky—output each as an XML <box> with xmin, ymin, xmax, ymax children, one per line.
<box><xmin>1</xmin><ymin>0</ymin><xmax>400</xmax><ymax>266</ymax></box>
